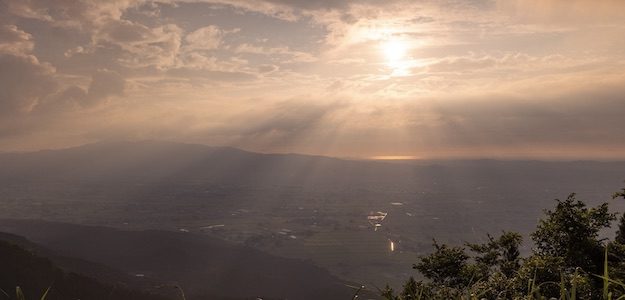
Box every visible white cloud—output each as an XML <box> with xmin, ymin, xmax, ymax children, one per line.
<box><xmin>101</xmin><ymin>22</ymin><xmax>183</xmax><ymax>69</ymax></box>
<box><xmin>185</xmin><ymin>25</ymin><xmax>222</xmax><ymax>50</ymax></box>
<box><xmin>235</xmin><ymin>43</ymin><xmax>317</xmax><ymax>62</ymax></box>
<box><xmin>0</xmin><ymin>25</ymin><xmax>35</xmax><ymax>55</ymax></box>
<box><xmin>497</xmin><ymin>0</ymin><xmax>625</xmax><ymax>25</ymax></box>
<box><xmin>174</xmin><ymin>0</ymin><xmax>299</xmax><ymax>21</ymax></box>
<box><xmin>5</xmin><ymin>0</ymin><xmax>144</xmax><ymax>28</ymax></box>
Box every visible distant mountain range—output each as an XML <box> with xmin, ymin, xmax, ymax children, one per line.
<box><xmin>2</xmin><ymin>140</ymin><xmax>624</xmax><ymax>188</ymax></box>
<box><xmin>0</xmin><ymin>140</ymin><xmax>417</xmax><ymax>187</ymax></box>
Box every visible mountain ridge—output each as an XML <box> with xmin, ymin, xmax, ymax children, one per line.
<box><xmin>3</xmin><ymin>140</ymin><xmax>625</xmax><ymax>163</ymax></box>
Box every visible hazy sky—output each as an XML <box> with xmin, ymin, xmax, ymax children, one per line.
<box><xmin>1</xmin><ymin>0</ymin><xmax>624</xmax><ymax>159</ymax></box>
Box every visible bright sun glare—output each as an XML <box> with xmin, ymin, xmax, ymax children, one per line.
<box><xmin>382</xmin><ymin>39</ymin><xmax>407</xmax><ymax>62</ymax></box>
<box><xmin>380</xmin><ymin>38</ymin><xmax>411</xmax><ymax>76</ymax></box>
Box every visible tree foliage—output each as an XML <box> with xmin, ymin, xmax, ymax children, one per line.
<box><xmin>466</xmin><ymin>231</ymin><xmax>522</xmax><ymax>278</ymax></box>
<box><xmin>384</xmin><ymin>188</ymin><xmax>625</xmax><ymax>299</ymax></box>
<box><xmin>614</xmin><ymin>188</ymin><xmax>625</xmax><ymax>245</ymax></box>
<box><xmin>413</xmin><ymin>241</ymin><xmax>471</xmax><ymax>288</ymax></box>
<box><xmin>531</xmin><ymin>193</ymin><xmax>615</xmax><ymax>274</ymax></box>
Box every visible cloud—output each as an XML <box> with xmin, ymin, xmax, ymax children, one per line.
<box><xmin>177</xmin><ymin>0</ymin><xmax>299</xmax><ymax>21</ymax></box>
<box><xmin>262</xmin><ymin>0</ymin><xmax>350</xmax><ymax>11</ymax></box>
<box><xmin>5</xmin><ymin>0</ymin><xmax>183</xmax><ymax>71</ymax></box>
<box><xmin>175</xmin><ymin>99</ymin><xmax>349</xmax><ymax>152</ymax></box>
<box><xmin>99</xmin><ymin>19</ymin><xmax>155</xmax><ymax>43</ymax></box>
<box><xmin>185</xmin><ymin>25</ymin><xmax>222</xmax><ymax>50</ymax></box>
<box><xmin>257</xmin><ymin>64</ymin><xmax>278</xmax><ymax>73</ymax></box>
<box><xmin>51</xmin><ymin>70</ymin><xmax>125</xmax><ymax>108</ymax></box>
<box><xmin>4</xmin><ymin>0</ymin><xmax>143</xmax><ymax>28</ymax></box>
<box><xmin>241</xmin><ymin>100</ymin><xmax>342</xmax><ymax>136</ymax></box>
<box><xmin>393</xmin><ymin>82</ymin><xmax>625</xmax><ymax>155</ymax></box>
<box><xmin>234</xmin><ymin>43</ymin><xmax>317</xmax><ymax>62</ymax></box>
<box><xmin>85</xmin><ymin>70</ymin><xmax>125</xmax><ymax>104</ymax></box>
<box><xmin>0</xmin><ymin>25</ymin><xmax>35</xmax><ymax>54</ymax></box>
<box><xmin>100</xmin><ymin>23</ymin><xmax>183</xmax><ymax>69</ymax></box>
<box><xmin>0</xmin><ymin>47</ymin><xmax>125</xmax><ymax>116</ymax></box>
<box><xmin>29</xmin><ymin>70</ymin><xmax>126</xmax><ymax>114</ymax></box>
<box><xmin>422</xmin><ymin>53</ymin><xmax>573</xmax><ymax>74</ymax></box>
<box><xmin>497</xmin><ymin>0</ymin><xmax>625</xmax><ymax>25</ymax></box>
<box><xmin>0</xmin><ymin>23</ymin><xmax>126</xmax><ymax>115</ymax></box>
<box><xmin>0</xmin><ymin>54</ymin><xmax>57</xmax><ymax>115</ymax></box>
<box><xmin>166</xmin><ymin>68</ymin><xmax>256</xmax><ymax>81</ymax></box>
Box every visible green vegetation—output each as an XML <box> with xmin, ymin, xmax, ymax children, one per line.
<box><xmin>383</xmin><ymin>189</ymin><xmax>625</xmax><ymax>299</ymax></box>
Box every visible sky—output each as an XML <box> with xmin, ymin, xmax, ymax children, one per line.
<box><xmin>1</xmin><ymin>0</ymin><xmax>624</xmax><ymax>159</ymax></box>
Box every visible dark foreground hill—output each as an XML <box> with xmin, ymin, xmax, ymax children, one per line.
<box><xmin>0</xmin><ymin>235</ymin><xmax>171</xmax><ymax>300</ymax></box>
<box><xmin>0</xmin><ymin>219</ymin><xmax>357</xmax><ymax>300</ymax></box>
<box><xmin>0</xmin><ymin>231</ymin><xmax>169</xmax><ymax>293</ymax></box>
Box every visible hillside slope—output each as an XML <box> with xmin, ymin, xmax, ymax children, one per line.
<box><xmin>0</xmin><ymin>219</ymin><xmax>357</xmax><ymax>300</ymax></box>
<box><xmin>0</xmin><ymin>236</ymin><xmax>171</xmax><ymax>300</ymax></box>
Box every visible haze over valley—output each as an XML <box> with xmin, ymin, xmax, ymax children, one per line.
<box><xmin>2</xmin><ymin>141</ymin><xmax>624</xmax><ymax>292</ymax></box>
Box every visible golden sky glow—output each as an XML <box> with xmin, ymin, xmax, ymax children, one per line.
<box><xmin>1</xmin><ymin>0</ymin><xmax>625</xmax><ymax>159</ymax></box>
<box><xmin>371</xmin><ymin>156</ymin><xmax>421</xmax><ymax>161</ymax></box>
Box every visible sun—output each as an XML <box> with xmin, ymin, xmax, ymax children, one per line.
<box><xmin>380</xmin><ymin>37</ymin><xmax>412</xmax><ymax>76</ymax></box>
<box><xmin>382</xmin><ymin>39</ymin><xmax>408</xmax><ymax>63</ymax></box>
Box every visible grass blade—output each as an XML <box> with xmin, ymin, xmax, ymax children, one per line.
<box><xmin>571</xmin><ymin>268</ymin><xmax>577</xmax><ymax>300</ymax></box>
<box><xmin>16</xmin><ymin>287</ymin><xmax>25</xmax><ymax>300</ymax></box>
<box><xmin>604</xmin><ymin>247</ymin><xmax>610</xmax><ymax>300</ymax></box>
<box><xmin>40</xmin><ymin>286</ymin><xmax>51</xmax><ymax>300</ymax></box>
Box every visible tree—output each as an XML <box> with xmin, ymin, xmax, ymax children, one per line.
<box><xmin>385</xmin><ymin>188</ymin><xmax>625</xmax><ymax>299</ymax></box>
<box><xmin>613</xmin><ymin>186</ymin><xmax>625</xmax><ymax>200</ymax></box>
<box><xmin>466</xmin><ymin>231</ymin><xmax>522</xmax><ymax>278</ymax></box>
<box><xmin>410</xmin><ymin>232</ymin><xmax>522</xmax><ymax>298</ymax></box>
<box><xmin>614</xmin><ymin>187</ymin><xmax>625</xmax><ymax>244</ymax></box>
<box><xmin>380</xmin><ymin>284</ymin><xmax>399</xmax><ymax>300</ymax></box>
<box><xmin>609</xmin><ymin>185</ymin><xmax>625</xmax><ymax>292</ymax></box>
<box><xmin>412</xmin><ymin>240</ymin><xmax>471</xmax><ymax>288</ymax></box>
<box><xmin>399</xmin><ymin>277</ymin><xmax>419</xmax><ymax>300</ymax></box>
<box><xmin>531</xmin><ymin>193</ymin><xmax>616</xmax><ymax>274</ymax></box>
